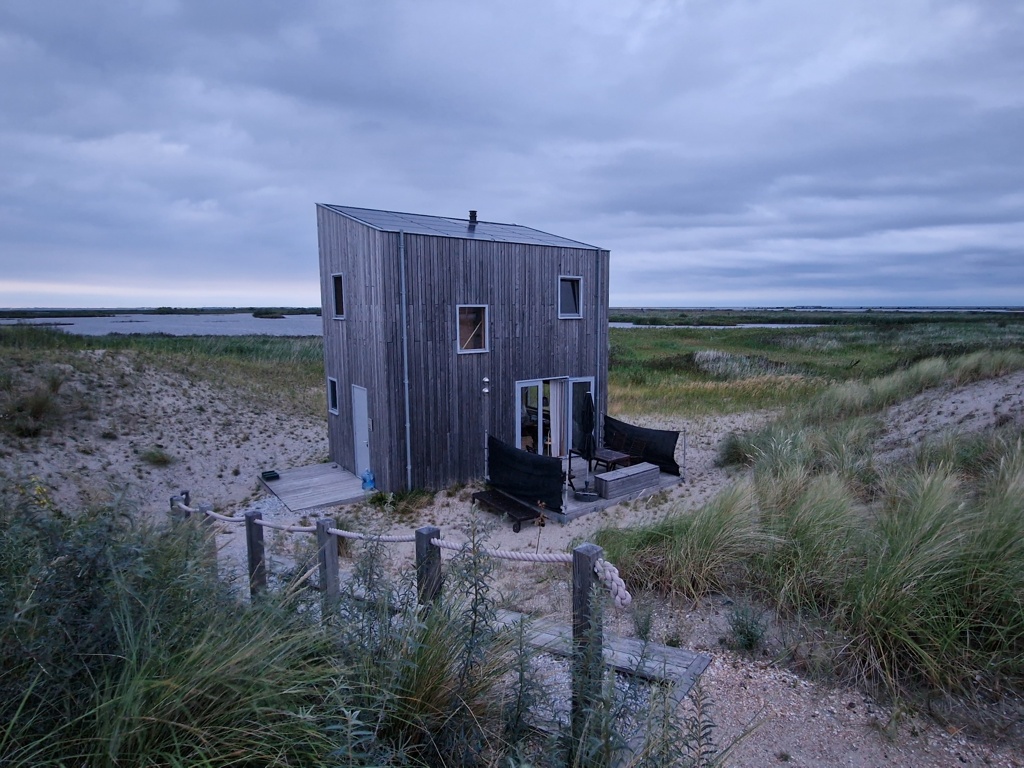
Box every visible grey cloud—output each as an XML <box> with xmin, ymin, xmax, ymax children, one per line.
<box><xmin>1</xmin><ymin>0</ymin><xmax>1022</xmax><ymax>307</ymax></box>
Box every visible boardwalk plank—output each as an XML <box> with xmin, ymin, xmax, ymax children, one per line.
<box><xmin>495</xmin><ymin>609</ymin><xmax>711</xmax><ymax>699</ymax></box>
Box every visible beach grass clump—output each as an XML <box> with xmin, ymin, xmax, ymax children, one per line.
<box><xmin>914</xmin><ymin>426</ymin><xmax>1019</xmax><ymax>480</ymax></box>
<box><xmin>723</xmin><ymin>416</ymin><xmax>878</xmax><ymax>498</ymax></box>
<box><xmin>958</xmin><ymin>440</ymin><xmax>1024</xmax><ymax>675</ymax></box>
<box><xmin>805</xmin><ymin>417</ymin><xmax>880</xmax><ymax>496</ymax></box>
<box><xmin>595</xmin><ymin>482</ymin><xmax>767</xmax><ymax>599</ymax></box>
<box><xmin>951</xmin><ymin>349</ymin><xmax>1024</xmax><ymax>384</ymax></box>
<box><xmin>634</xmin><ymin>411</ymin><xmax>1023</xmax><ymax>698</ymax></box>
<box><xmin>757</xmin><ymin>473</ymin><xmax>862</xmax><ymax>615</ymax></box>
<box><xmin>801</xmin><ymin>351</ymin><xmax>1024</xmax><ymax>426</ymax></box>
<box><xmin>0</xmin><ymin>359</ymin><xmax>69</xmax><ymax>437</ymax></box>
<box><xmin>839</xmin><ymin>468</ymin><xmax>975</xmax><ymax>690</ymax></box>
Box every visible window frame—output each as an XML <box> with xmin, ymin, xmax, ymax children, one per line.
<box><xmin>558</xmin><ymin>275</ymin><xmax>583</xmax><ymax>319</ymax></box>
<box><xmin>327</xmin><ymin>376</ymin><xmax>339</xmax><ymax>414</ymax></box>
<box><xmin>456</xmin><ymin>304</ymin><xmax>489</xmax><ymax>354</ymax></box>
<box><xmin>331</xmin><ymin>273</ymin><xmax>346</xmax><ymax>319</ymax></box>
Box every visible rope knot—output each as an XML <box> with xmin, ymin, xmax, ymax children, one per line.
<box><xmin>594</xmin><ymin>558</ymin><xmax>632</xmax><ymax>609</ymax></box>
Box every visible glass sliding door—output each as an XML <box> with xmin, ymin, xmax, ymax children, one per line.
<box><xmin>515</xmin><ymin>377</ymin><xmax>580</xmax><ymax>457</ymax></box>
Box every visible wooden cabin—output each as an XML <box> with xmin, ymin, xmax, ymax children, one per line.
<box><xmin>316</xmin><ymin>204</ymin><xmax>610</xmax><ymax>493</ymax></box>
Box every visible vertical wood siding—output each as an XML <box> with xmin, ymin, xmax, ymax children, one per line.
<box><xmin>318</xmin><ymin>206</ymin><xmax>609</xmax><ymax>492</ymax></box>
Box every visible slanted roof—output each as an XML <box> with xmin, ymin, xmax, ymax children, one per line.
<box><xmin>320</xmin><ymin>204</ymin><xmax>600</xmax><ymax>250</ymax></box>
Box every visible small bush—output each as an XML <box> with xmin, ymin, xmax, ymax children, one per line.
<box><xmin>368</xmin><ymin>487</ymin><xmax>434</xmax><ymax>520</ymax></box>
<box><xmin>727</xmin><ymin>603</ymin><xmax>768</xmax><ymax>653</ymax></box>
<box><xmin>139</xmin><ymin>446</ymin><xmax>174</xmax><ymax>466</ymax></box>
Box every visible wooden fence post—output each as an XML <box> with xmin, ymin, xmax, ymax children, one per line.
<box><xmin>317</xmin><ymin>518</ymin><xmax>340</xmax><ymax>617</ymax></box>
<box><xmin>169</xmin><ymin>494</ymin><xmax>185</xmax><ymax>522</ymax></box>
<box><xmin>244</xmin><ymin>510</ymin><xmax>267</xmax><ymax>599</ymax></box>
<box><xmin>416</xmin><ymin>526</ymin><xmax>442</xmax><ymax>605</ymax></box>
<box><xmin>572</xmin><ymin>542</ymin><xmax>604</xmax><ymax>755</ymax></box>
<box><xmin>197</xmin><ymin>503</ymin><xmax>217</xmax><ymax>576</ymax></box>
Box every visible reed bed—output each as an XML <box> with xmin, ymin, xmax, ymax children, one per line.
<box><xmin>610</xmin><ymin>374</ymin><xmax>822</xmax><ymax>416</ymax></box>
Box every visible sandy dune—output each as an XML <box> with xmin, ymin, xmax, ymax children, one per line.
<box><xmin>4</xmin><ymin>352</ymin><xmax>1023</xmax><ymax>767</ymax></box>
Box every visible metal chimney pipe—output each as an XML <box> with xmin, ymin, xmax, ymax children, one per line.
<box><xmin>469</xmin><ymin>210</ymin><xmax>478</xmax><ymax>225</ymax></box>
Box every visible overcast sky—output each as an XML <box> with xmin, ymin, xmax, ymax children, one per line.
<box><xmin>2</xmin><ymin>1</ymin><xmax>1022</xmax><ymax>309</ymax></box>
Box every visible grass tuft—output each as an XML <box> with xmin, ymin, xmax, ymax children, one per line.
<box><xmin>595</xmin><ymin>482</ymin><xmax>769</xmax><ymax>599</ymax></box>
<box><xmin>139</xmin><ymin>446</ymin><xmax>174</xmax><ymax>466</ymax></box>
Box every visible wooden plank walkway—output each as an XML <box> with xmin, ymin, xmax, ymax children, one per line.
<box><xmin>496</xmin><ymin>609</ymin><xmax>711</xmax><ymax>705</ymax></box>
<box><xmin>258</xmin><ymin>462</ymin><xmax>364</xmax><ymax>511</ymax></box>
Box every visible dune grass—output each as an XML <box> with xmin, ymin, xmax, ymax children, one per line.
<box><xmin>1</xmin><ymin>476</ymin><xmax>728</xmax><ymax>767</ymax></box>
<box><xmin>601</xmin><ymin>347</ymin><xmax>1024</xmax><ymax>699</ymax></box>
<box><xmin>0</xmin><ymin>485</ymin><xmax>346</xmax><ymax>766</ymax></box>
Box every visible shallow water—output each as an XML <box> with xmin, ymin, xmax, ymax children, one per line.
<box><xmin>0</xmin><ymin>313</ymin><xmax>324</xmax><ymax>336</ymax></box>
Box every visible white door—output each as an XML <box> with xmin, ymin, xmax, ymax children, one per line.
<box><xmin>351</xmin><ymin>385</ymin><xmax>370</xmax><ymax>476</ymax></box>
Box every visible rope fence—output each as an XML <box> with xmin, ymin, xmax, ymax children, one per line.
<box><xmin>169</xmin><ymin>494</ymin><xmax>632</xmax><ymax>608</ymax></box>
<box><xmin>170</xmin><ymin>490</ymin><xmax>631</xmax><ymax>748</ymax></box>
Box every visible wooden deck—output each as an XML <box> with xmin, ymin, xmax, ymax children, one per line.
<box><xmin>259</xmin><ymin>453</ymin><xmax>680</xmax><ymax>521</ymax></box>
<box><xmin>549</xmin><ymin>454</ymin><xmax>681</xmax><ymax>524</ymax></box>
<box><xmin>496</xmin><ymin>608</ymin><xmax>711</xmax><ymax>705</ymax></box>
<box><xmin>258</xmin><ymin>462</ymin><xmax>365</xmax><ymax>511</ymax></box>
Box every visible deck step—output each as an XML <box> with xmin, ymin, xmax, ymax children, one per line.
<box><xmin>594</xmin><ymin>462</ymin><xmax>661</xmax><ymax>499</ymax></box>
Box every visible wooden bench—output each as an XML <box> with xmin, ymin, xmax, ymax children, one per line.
<box><xmin>472</xmin><ymin>489</ymin><xmax>542</xmax><ymax>532</ymax></box>
<box><xmin>594</xmin><ymin>462</ymin><xmax>660</xmax><ymax>499</ymax></box>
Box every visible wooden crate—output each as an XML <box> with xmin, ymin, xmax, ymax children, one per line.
<box><xmin>595</xmin><ymin>462</ymin><xmax>660</xmax><ymax>499</ymax></box>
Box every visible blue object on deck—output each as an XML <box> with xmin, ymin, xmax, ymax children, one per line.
<box><xmin>361</xmin><ymin>469</ymin><xmax>376</xmax><ymax>491</ymax></box>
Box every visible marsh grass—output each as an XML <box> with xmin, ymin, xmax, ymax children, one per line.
<box><xmin>609</xmin><ymin>323</ymin><xmax>1024</xmax><ymax>417</ymax></box>
<box><xmin>610</xmin><ymin>374</ymin><xmax>822</xmax><ymax>416</ymax></box>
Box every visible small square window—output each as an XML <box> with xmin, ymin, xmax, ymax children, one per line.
<box><xmin>559</xmin><ymin>276</ymin><xmax>582</xmax><ymax>318</ymax></box>
<box><xmin>457</xmin><ymin>305</ymin><xmax>488</xmax><ymax>353</ymax></box>
<box><xmin>332</xmin><ymin>274</ymin><xmax>345</xmax><ymax>318</ymax></box>
<box><xmin>327</xmin><ymin>377</ymin><xmax>339</xmax><ymax>414</ymax></box>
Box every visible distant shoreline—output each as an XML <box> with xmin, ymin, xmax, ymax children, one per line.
<box><xmin>2</xmin><ymin>305</ymin><xmax>1022</xmax><ymax>321</ymax></box>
